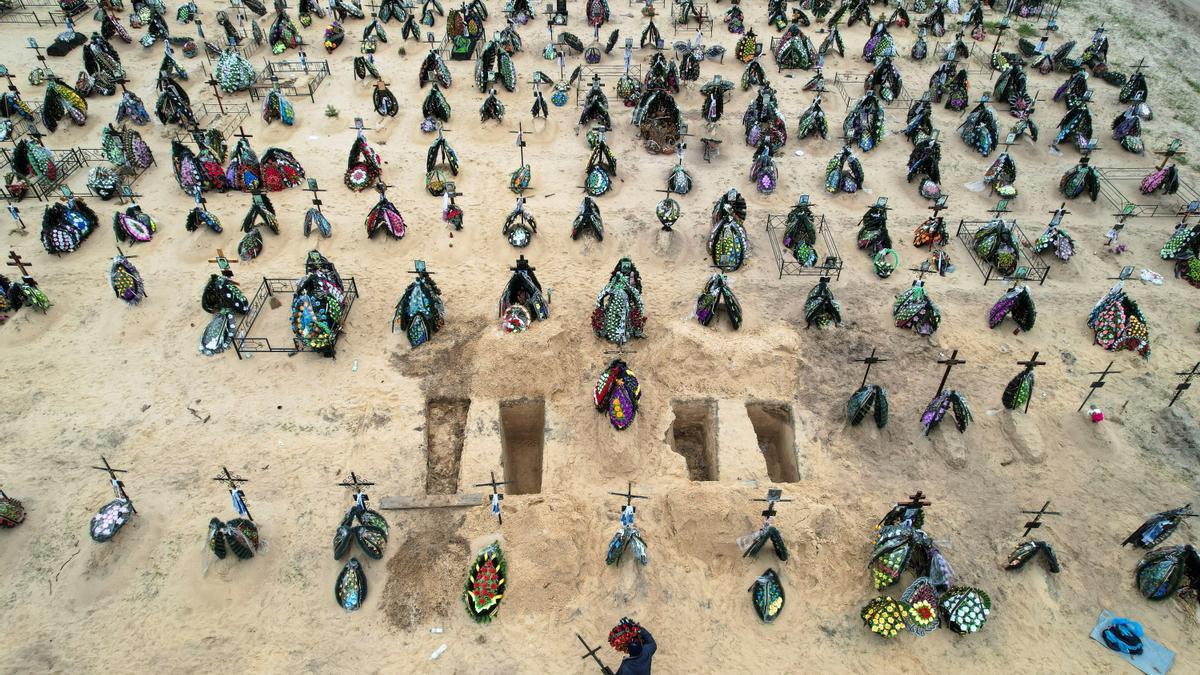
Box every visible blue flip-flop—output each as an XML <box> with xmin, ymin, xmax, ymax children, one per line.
<box><xmin>1102</xmin><ymin>618</ymin><xmax>1144</xmax><ymax>656</ymax></box>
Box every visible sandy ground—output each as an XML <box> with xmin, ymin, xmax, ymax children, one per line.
<box><xmin>1</xmin><ymin>0</ymin><xmax>1200</xmax><ymax>673</ymax></box>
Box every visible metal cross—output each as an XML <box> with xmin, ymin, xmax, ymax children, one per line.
<box><xmin>304</xmin><ymin>178</ymin><xmax>326</xmax><ymax>213</ymax></box>
<box><xmin>1020</xmin><ymin>500</ymin><xmax>1061</xmax><ymax>537</ymax></box>
<box><xmin>233</xmin><ymin>126</ymin><xmax>254</xmax><ymax>142</ymax></box>
<box><xmin>577</xmin><ymin>634</ymin><xmax>615</xmax><ymax>675</ymax></box>
<box><xmin>509</xmin><ymin>121</ymin><xmax>532</xmax><ymax>171</ymax></box>
<box><xmin>752</xmin><ymin>488</ymin><xmax>791</xmax><ymax>520</ymax></box>
<box><xmin>1077</xmin><ymin>360</ymin><xmax>1122</xmax><ymax>412</ymax></box>
<box><xmin>1169</xmin><ymin>362</ymin><xmax>1200</xmax><ymax>408</ymax></box>
<box><xmin>933</xmin><ymin>350</ymin><xmax>966</xmax><ymax>398</ymax></box>
<box><xmin>1013</xmin><ymin>351</ymin><xmax>1047</xmax><ymax>413</ymax></box>
<box><xmin>91</xmin><ymin>456</ymin><xmax>136</xmax><ymax>513</ymax></box>
<box><xmin>204</xmin><ymin>77</ymin><xmax>226</xmax><ymax>114</ymax></box>
<box><xmin>608</xmin><ymin>481</ymin><xmax>648</xmax><ymax>516</ymax></box>
<box><xmin>853</xmin><ymin>347</ymin><xmax>889</xmax><ymax>388</ymax></box>
<box><xmin>473</xmin><ymin>471</ymin><xmax>509</xmax><ymax>525</ymax></box>
<box><xmin>212</xmin><ymin>466</ymin><xmax>252</xmax><ymax>521</ymax></box>
<box><xmin>1048</xmin><ymin>202</ymin><xmax>1070</xmax><ymax>228</ymax></box>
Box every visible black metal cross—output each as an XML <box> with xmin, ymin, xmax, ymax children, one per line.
<box><xmin>304</xmin><ymin>178</ymin><xmax>326</xmax><ymax>213</ymax></box>
<box><xmin>608</xmin><ymin>481</ymin><xmax>648</xmax><ymax>516</ymax></box>
<box><xmin>204</xmin><ymin>77</ymin><xmax>226</xmax><ymax>114</ymax></box>
<box><xmin>233</xmin><ymin>126</ymin><xmax>254</xmax><ymax>142</ymax></box>
<box><xmin>853</xmin><ymin>347</ymin><xmax>889</xmax><ymax>388</ymax></box>
<box><xmin>988</xmin><ymin>14</ymin><xmax>1010</xmax><ymax>60</ymax></box>
<box><xmin>1048</xmin><ymin>202</ymin><xmax>1070</xmax><ymax>228</ymax></box>
<box><xmin>1077</xmin><ymin>360</ymin><xmax>1122</xmax><ymax>412</ymax></box>
<box><xmin>1169</xmin><ymin>362</ymin><xmax>1200</xmax><ymax>408</ymax></box>
<box><xmin>933</xmin><ymin>350</ymin><xmax>966</xmax><ymax>398</ymax></box>
<box><xmin>509</xmin><ymin>122</ymin><xmax>531</xmax><ymax>172</ymax></box>
<box><xmin>577</xmin><ymin>634</ymin><xmax>615</xmax><ymax>675</ymax></box>
<box><xmin>907</xmin><ymin>266</ymin><xmax>931</xmax><ymax>281</ymax></box>
<box><xmin>752</xmin><ymin>488</ymin><xmax>791</xmax><ymax>520</ymax></box>
<box><xmin>212</xmin><ymin>466</ymin><xmax>253</xmax><ymax>521</ymax></box>
<box><xmin>987</xmin><ymin>198</ymin><xmax>1011</xmax><ymax>219</ymax></box>
<box><xmin>337</xmin><ymin>471</ymin><xmax>375</xmax><ymax>508</ymax></box>
<box><xmin>92</xmin><ymin>456</ymin><xmax>136</xmax><ymax>513</ymax></box>
<box><xmin>473</xmin><ymin>471</ymin><xmax>509</xmax><ymax>525</ymax></box>
<box><xmin>25</xmin><ymin>39</ymin><xmax>48</xmax><ymax>73</ymax></box>
<box><xmin>1020</xmin><ymin>500</ymin><xmax>1061</xmax><ymax>537</ymax></box>
<box><xmin>1013</xmin><ymin>351</ymin><xmax>1047</xmax><ymax>413</ymax></box>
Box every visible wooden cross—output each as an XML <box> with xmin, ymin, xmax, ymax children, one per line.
<box><xmin>1180</xmin><ymin>201</ymin><xmax>1200</xmax><ymax>221</ymax></box>
<box><xmin>208</xmin><ymin>249</ymin><xmax>238</xmax><ymax>278</ymax></box>
<box><xmin>350</xmin><ymin>117</ymin><xmax>376</xmax><ymax>133</ymax></box>
<box><xmin>608</xmin><ymin>481</ymin><xmax>648</xmax><ymax>517</ymax></box>
<box><xmin>998</xmin><ymin>131</ymin><xmax>1018</xmax><ymax>154</ymax></box>
<box><xmin>6</xmin><ymin>251</ymin><xmax>33</xmax><ymax>280</ymax></box>
<box><xmin>1169</xmin><ymin>362</ymin><xmax>1200</xmax><ymax>408</ymax></box>
<box><xmin>752</xmin><ymin>488</ymin><xmax>791</xmax><ymax>520</ymax></box>
<box><xmin>898</xmin><ymin>490</ymin><xmax>931</xmax><ymax>510</ymax></box>
<box><xmin>473</xmin><ymin>471</ymin><xmax>509</xmax><ymax>525</ymax></box>
<box><xmin>1154</xmin><ymin>139</ymin><xmax>1184</xmax><ymax>170</ymax></box>
<box><xmin>1020</xmin><ymin>500</ymin><xmax>1061</xmax><ymax>537</ymax></box>
<box><xmin>576</xmin><ymin>634</ymin><xmax>615</xmax><ymax>675</ymax></box>
<box><xmin>1077</xmin><ymin>360</ymin><xmax>1122</xmax><ymax>412</ymax></box>
<box><xmin>304</xmin><ymin>178</ymin><xmax>326</xmax><ymax>213</ymax></box>
<box><xmin>907</xmin><ymin>265</ymin><xmax>931</xmax><ymax>282</ymax></box>
<box><xmin>928</xmin><ymin>195</ymin><xmax>949</xmax><ymax>219</ymax></box>
<box><xmin>204</xmin><ymin>77</ymin><xmax>226</xmax><ymax>114</ymax></box>
<box><xmin>212</xmin><ymin>466</ymin><xmax>253</xmax><ymax>521</ymax></box>
<box><xmin>853</xmin><ymin>347</ymin><xmax>889</xmax><ymax>388</ymax></box>
<box><xmin>1128</xmin><ymin>57</ymin><xmax>1148</xmax><ymax>75</ymax></box>
<box><xmin>1013</xmin><ymin>351</ymin><xmax>1047</xmax><ymax>413</ymax></box>
<box><xmin>933</xmin><ymin>350</ymin><xmax>966</xmax><ymax>398</ymax></box>
<box><xmin>92</xmin><ymin>456</ymin><xmax>135</xmax><ymax>513</ymax></box>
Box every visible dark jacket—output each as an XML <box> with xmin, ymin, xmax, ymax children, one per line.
<box><xmin>616</xmin><ymin>628</ymin><xmax>656</xmax><ymax>675</ymax></box>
